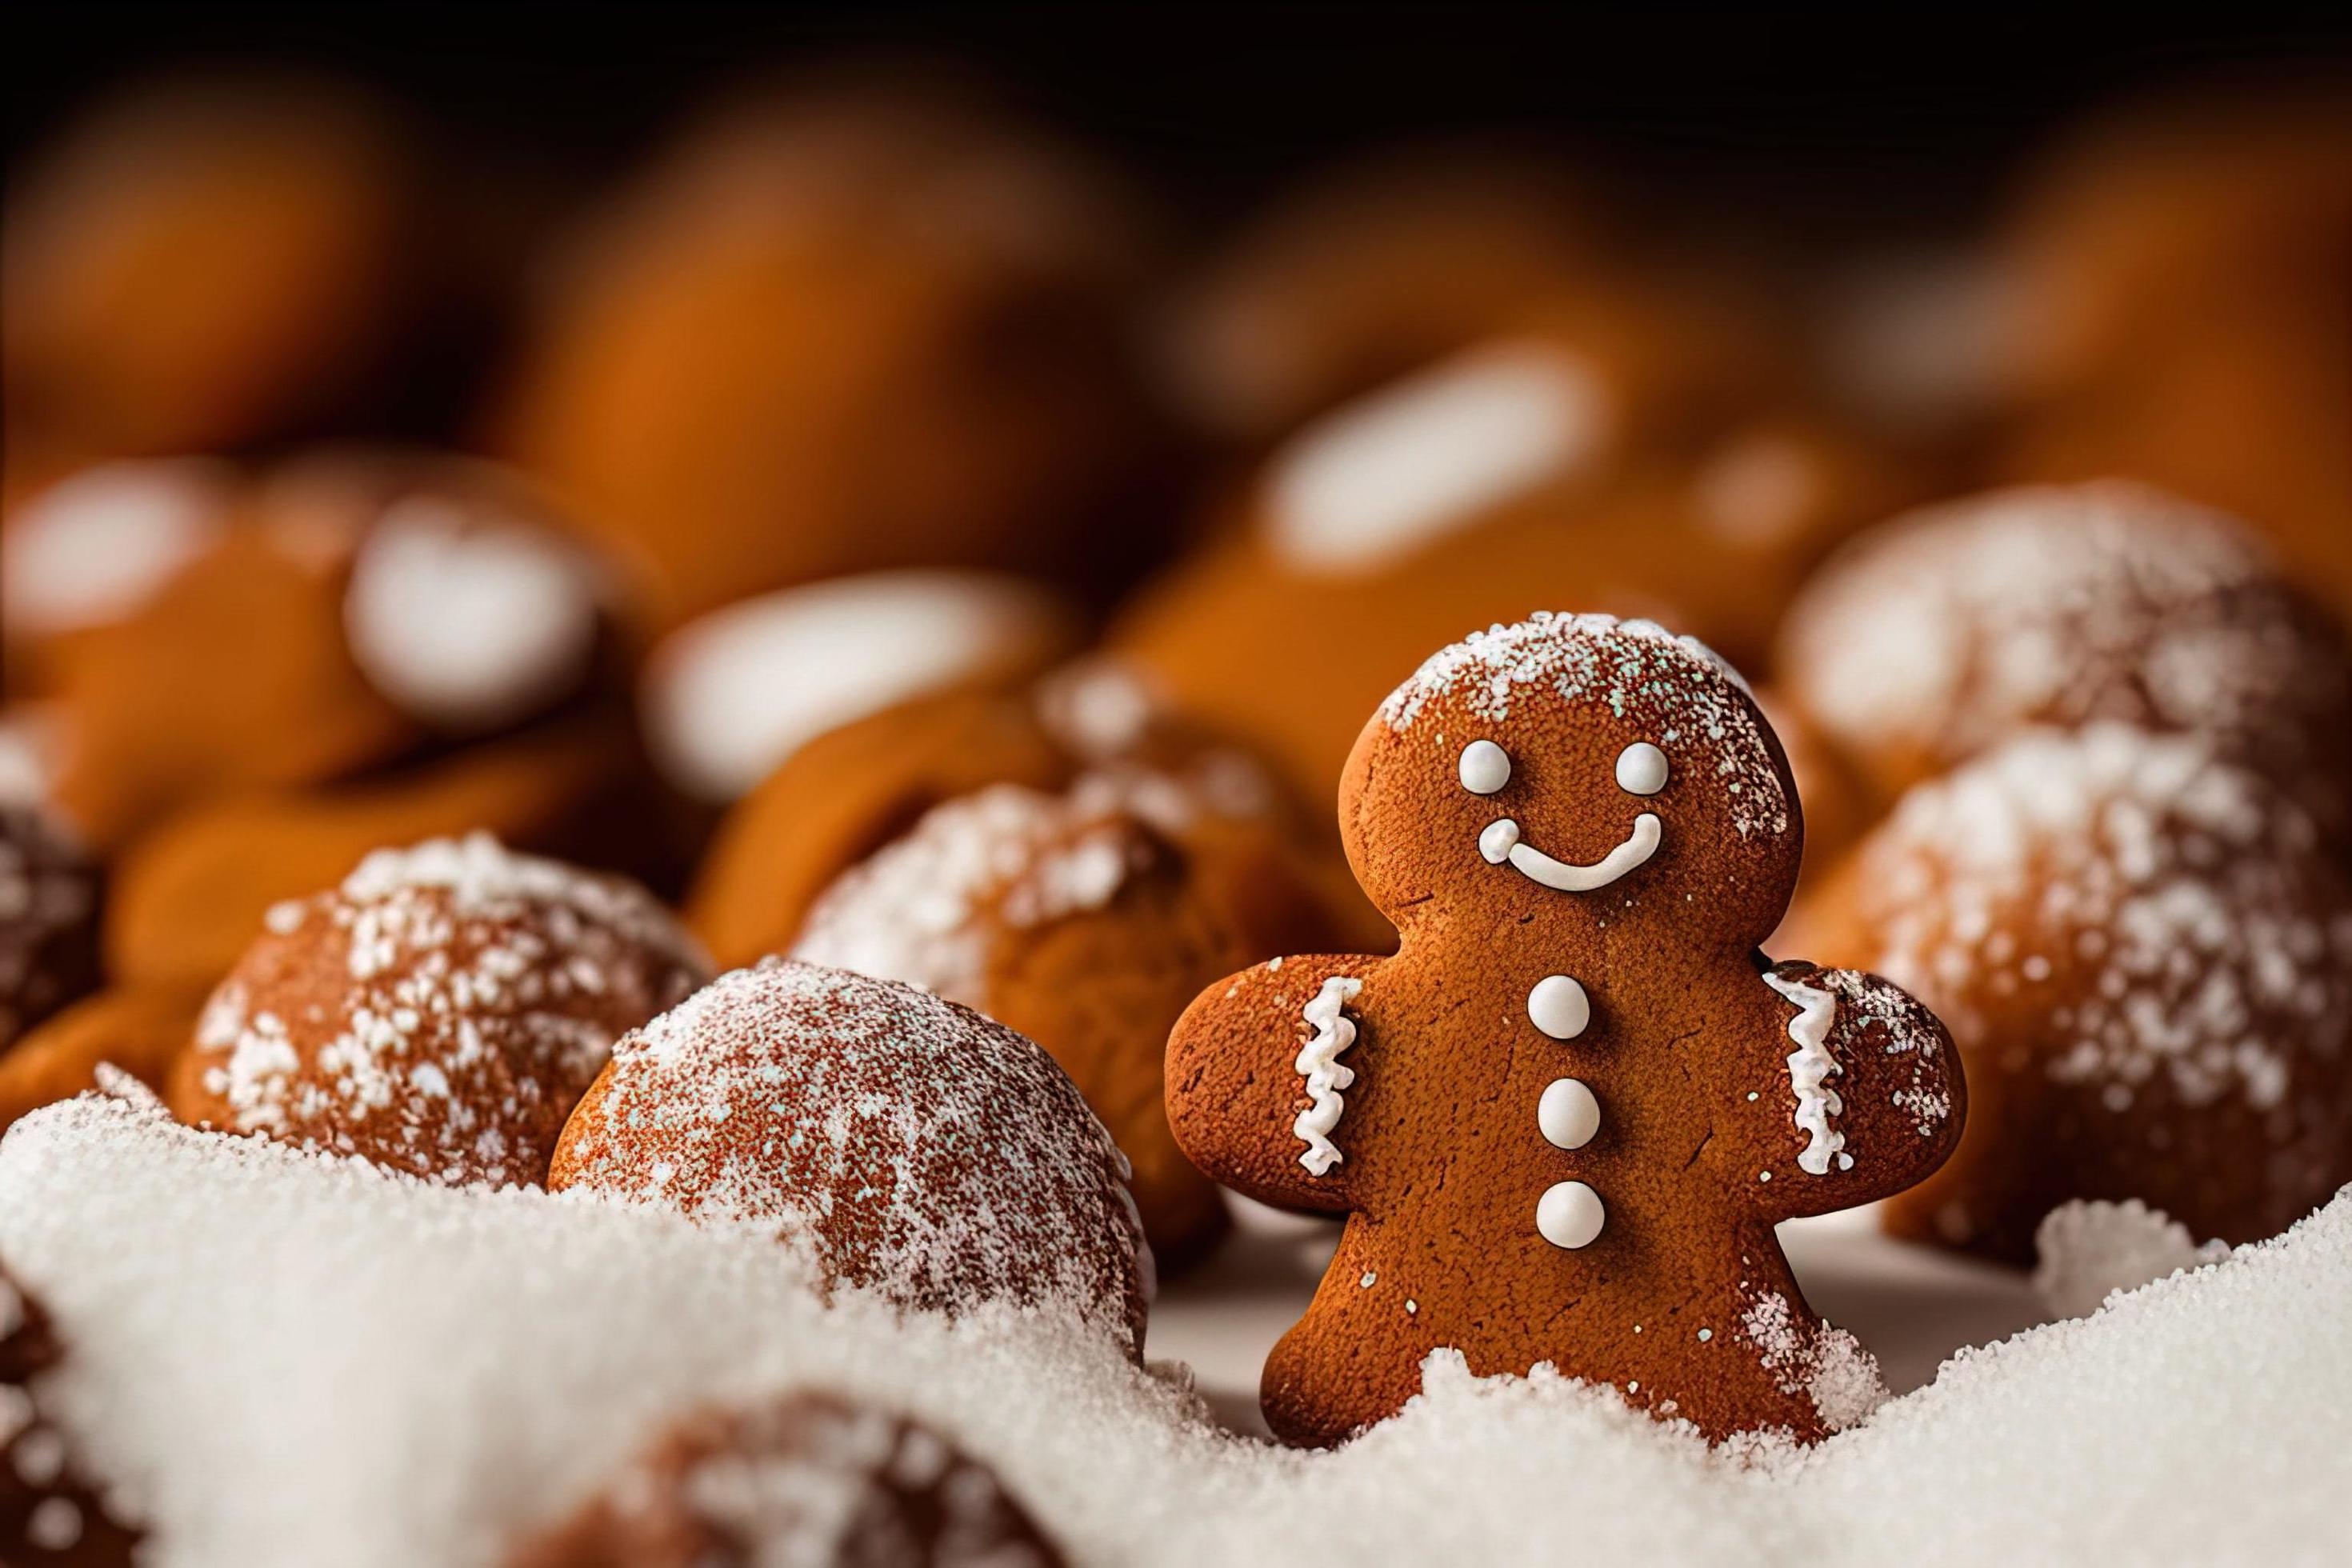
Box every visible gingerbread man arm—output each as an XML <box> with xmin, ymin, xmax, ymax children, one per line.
<box><xmin>1744</xmin><ymin>959</ymin><xmax>1968</xmax><ymax>1219</ymax></box>
<box><xmin>1165</xmin><ymin>953</ymin><xmax>1385</xmax><ymax>1214</ymax></box>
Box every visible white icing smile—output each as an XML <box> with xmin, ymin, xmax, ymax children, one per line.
<box><xmin>1479</xmin><ymin>812</ymin><xmax>1662</xmax><ymax>892</ymax></box>
<box><xmin>1458</xmin><ymin>738</ymin><xmax>1668</xmax><ymax>894</ymax></box>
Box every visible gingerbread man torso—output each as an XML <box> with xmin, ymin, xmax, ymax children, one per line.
<box><xmin>1166</xmin><ymin>614</ymin><xmax>1965</xmax><ymax>1446</ymax></box>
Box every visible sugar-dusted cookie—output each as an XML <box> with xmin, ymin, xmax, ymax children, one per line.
<box><xmin>1776</xmin><ymin>482</ymin><xmax>2352</xmax><ymax>842</ymax></box>
<box><xmin>507</xmin><ymin>1390</ymin><xmax>1062</xmax><ymax>1568</ymax></box>
<box><xmin>2</xmin><ymin>1262</ymin><xmax>143</xmax><ymax>1565</ymax></box>
<box><xmin>1166</xmin><ymin>614</ymin><xmax>1965</xmax><ymax>1445</ymax></box>
<box><xmin>548</xmin><ymin>960</ymin><xmax>1152</xmax><ymax>1358</ymax></box>
<box><xmin>174</xmin><ymin>834</ymin><xmax>707</xmax><ymax>1186</ymax></box>
<box><xmin>1786</xmin><ymin>724</ymin><xmax>2352</xmax><ymax>1262</ymax></box>
<box><xmin>0</xmin><ymin>803</ymin><xmax>102</xmax><ymax>1053</ymax></box>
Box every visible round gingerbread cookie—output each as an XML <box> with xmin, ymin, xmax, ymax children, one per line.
<box><xmin>506</xmin><ymin>1390</ymin><xmax>1062</xmax><ymax>1568</ymax></box>
<box><xmin>1775</xmin><ymin>482</ymin><xmax>2352</xmax><ymax>839</ymax></box>
<box><xmin>1166</xmin><ymin>613</ymin><xmax>1966</xmax><ymax>1446</ymax></box>
<box><xmin>1784</xmin><ymin>723</ymin><xmax>2352</xmax><ymax>1262</ymax></box>
<box><xmin>3</xmin><ymin>1262</ymin><xmax>143</xmax><ymax>1565</ymax></box>
<box><xmin>790</xmin><ymin>763</ymin><xmax>1343</xmax><ymax>1271</ymax></box>
<box><xmin>547</xmin><ymin>960</ymin><xmax>1151</xmax><ymax>1358</ymax></box>
<box><xmin>174</xmin><ymin>834</ymin><xmax>708</xmax><ymax>1186</ymax></box>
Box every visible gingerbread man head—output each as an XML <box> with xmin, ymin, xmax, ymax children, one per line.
<box><xmin>1168</xmin><ymin>613</ymin><xmax>1966</xmax><ymax>1446</ymax></box>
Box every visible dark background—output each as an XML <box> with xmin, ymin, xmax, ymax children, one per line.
<box><xmin>12</xmin><ymin>5</ymin><xmax>2352</xmax><ymax>235</ymax></box>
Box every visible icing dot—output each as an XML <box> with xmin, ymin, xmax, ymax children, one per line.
<box><xmin>1697</xmin><ymin>1328</ymin><xmax>1714</xmax><ymax>1342</ymax></box>
<box><xmin>1527</xmin><ymin>975</ymin><xmax>1590</xmax><ymax>1041</ymax></box>
<box><xmin>1615</xmin><ymin>742</ymin><xmax>1670</xmax><ymax>795</ymax></box>
<box><xmin>1536</xmin><ymin>1180</ymin><xmax>1606</xmax><ymax>1249</ymax></box>
<box><xmin>1457</xmin><ymin>738</ymin><xmax>1512</xmax><ymax>795</ymax></box>
<box><xmin>1537</xmin><ymin>1078</ymin><xmax>1600</xmax><ymax>1150</ymax></box>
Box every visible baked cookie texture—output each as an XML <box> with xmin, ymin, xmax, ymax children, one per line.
<box><xmin>508</xmin><ymin>1390</ymin><xmax>1061</xmax><ymax>1568</ymax></box>
<box><xmin>2</xmin><ymin>1262</ymin><xmax>142</xmax><ymax>1566</ymax></box>
<box><xmin>172</xmin><ymin>834</ymin><xmax>708</xmax><ymax>1187</ymax></box>
<box><xmin>492</xmin><ymin>84</ymin><xmax>1169</xmax><ymax>628</ymax></box>
<box><xmin>1785</xmin><ymin>724</ymin><xmax>2352</xmax><ymax>1263</ymax></box>
<box><xmin>1775</xmin><ymin>482</ymin><xmax>2352</xmax><ymax>841</ymax></box>
<box><xmin>1166</xmin><ymin>614</ymin><xmax>1964</xmax><ymax>1446</ymax></box>
<box><xmin>1116</xmin><ymin>308</ymin><xmax>1917</xmax><ymax>809</ymax></box>
<box><xmin>1992</xmin><ymin>88</ymin><xmax>2352</xmax><ymax>614</ymax></box>
<box><xmin>548</xmin><ymin>960</ymin><xmax>1154</xmax><ymax>1360</ymax></box>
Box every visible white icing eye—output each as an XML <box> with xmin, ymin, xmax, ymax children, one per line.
<box><xmin>1458</xmin><ymin>738</ymin><xmax>1512</xmax><ymax>795</ymax></box>
<box><xmin>1615</xmin><ymin>742</ymin><xmax>1668</xmax><ymax>796</ymax></box>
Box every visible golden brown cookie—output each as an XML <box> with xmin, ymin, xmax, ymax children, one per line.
<box><xmin>506</xmin><ymin>1390</ymin><xmax>1062</xmax><ymax>1568</ymax></box>
<box><xmin>492</xmin><ymin>84</ymin><xmax>1166</xmax><ymax>626</ymax></box>
<box><xmin>1166</xmin><ymin>614</ymin><xmax>1964</xmax><ymax>1446</ymax></box>
<box><xmin>174</xmin><ymin>834</ymin><xmax>707</xmax><ymax>1186</ymax></box>
<box><xmin>3</xmin><ymin>74</ymin><xmax>410</xmax><ymax>460</ymax></box>
<box><xmin>0</xmin><ymin>986</ymin><xmax>201</xmax><ymax>1136</ymax></box>
<box><xmin>2</xmin><ymin>1262</ymin><xmax>143</xmax><ymax>1566</ymax></box>
<box><xmin>1784</xmin><ymin>724</ymin><xmax>2352</xmax><ymax>1263</ymax></box>
<box><xmin>106</xmin><ymin>713</ymin><xmax>684</xmax><ymax>993</ymax></box>
<box><xmin>1774</xmin><ymin>482</ymin><xmax>2352</xmax><ymax>842</ymax></box>
<box><xmin>549</xmin><ymin>960</ymin><xmax>1153</xmax><ymax>1358</ymax></box>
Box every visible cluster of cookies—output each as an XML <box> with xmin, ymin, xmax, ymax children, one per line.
<box><xmin>2</xmin><ymin>59</ymin><xmax>2348</xmax><ymax>1563</ymax></box>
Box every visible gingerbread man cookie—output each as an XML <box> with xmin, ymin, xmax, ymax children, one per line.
<box><xmin>1166</xmin><ymin>614</ymin><xmax>1966</xmax><ymax>1446</ymax></box>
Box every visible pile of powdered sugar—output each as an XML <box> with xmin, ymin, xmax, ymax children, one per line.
<box><xmin>2</xmin><ymin>1089</ymin><xmax>2345</xmax><ymax>1566</ymax></box>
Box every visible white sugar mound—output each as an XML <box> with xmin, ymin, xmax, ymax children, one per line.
<box><xmin>3</xmin><ymin>1092</ymin><xmax>2348</xmax><ymax>1566</ymax></box>
<box><xmin>2032</xmin><ymin>1198</ymin><xmax>2230</xmax><ymax>1320</ymax></box>
<box><xmin>640</xmin><ymin>570</ymin><xmax>1069</xmax><ymax>802</ymax></box>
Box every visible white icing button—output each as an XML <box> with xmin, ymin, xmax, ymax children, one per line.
<box><xmin>1538</xmin><ymin>1078</ymin><xmax>1600</xmax><ymax>1150</ymax></box>
<box><xmin>1527</xmin><ymin>974</ymin><xmax>1590</xmax><ymax>1040</ymax></box>
<box><xmin>1457</xmin><ymin>738</ymin><xmax>1512</xmax><ymax>795</ymax></box>
<box><xmin>1537</xmin><ymin>1181</ymin><xmax>1606</xmax><ymax>1250</ymax></box>
<box><xmin>1615</xmin><ymin>741</ymin><xmax>1669</xmax><ymax>795</ymax></box>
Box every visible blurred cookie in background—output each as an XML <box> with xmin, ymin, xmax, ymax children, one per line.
<box><xmin>22</xmin><ymin>450</ymin><xmax>629</xmax><ymax>850</ymax></box>
<box><xmin>640</xmin><ymin>570</ymin><xmax>1083</xmax><ymax>806</ymax></box>
<box><xmin>1775</xmin><ymin>482</ymin><xmax>2352</xmax><ymax>847</ymax></box>
<box><xmin>492</xmin><ymin>77</ymin><xmax>1176</xmax><ymax>628</ymax></box>
<box><xmin>1160</xmin><ymin>147</ymin><xmax>1610</xmax><ymax>447</ymax></box>
<box><xmin>1117</xmin><ymin>289</ymin><xmax>1917</xmax><ymax>806</ymax></box>
<box><xmin>1786</xmin><ymin>724</ymin><xmax>2352</xmax><ymax>1263</ymax></box>
<box><xmin>0</xmin><ymin>802</ymin><xmax>102</xmax><ymax>1058</ymax></box>
<box><xmin>2</xmin><ymin>74</ymin><xmax>415</xmax><ymax>471</ymax></box>
<box><xmin>0</xmin><ymin>985</ymin><xmax>199</xmax><ymax>1137</ymax></box>
<box><xmin>2</xmin><ymin>1262</ymin><xmax>144</xmax><ymax>1566</ymax></box>
<box><xmin>1992</xmin><ymin>83</ymin><xmax>2352</xmax><ymax>613</ymax></box>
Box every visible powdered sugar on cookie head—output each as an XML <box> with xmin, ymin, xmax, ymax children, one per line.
<box><xmin>1777</xmin><ymin>482</ymin><xmax>2352</xmax><ymax>832</ymax></box>
<box><xmin>342</xmin><ymin>494</ymin><xmax>603</xmax><ymax>732</ymax></box>
<box><xmin>175</xmin><ymin>833</ymin><xmax>708</xmax><ymax>1187</ymax></box>
<box><xmin>546</xmin><ymin>959</ymin><xmax>1152</xmax><ymax>1357</ymax></box>
<box><xmin>642</xmin><ymin>571</ymin><xmax>1079</xmax><ymax>802</ymax></box>
<box><xmin>1791</xmin><ymin>723</ymin><xmax>2352</xmax><ymax>1260</ymax></box>
<box><xmin>1264</xmin><ymin>342</ymin><xmax>1612</xmax><ymax>574</ymax></box>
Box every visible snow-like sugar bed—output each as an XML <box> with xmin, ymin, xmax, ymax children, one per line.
<box><xmin>2</xmin><ymin>1093</ymin><xmax>2346</xmax><ymax>1566</ymax></box>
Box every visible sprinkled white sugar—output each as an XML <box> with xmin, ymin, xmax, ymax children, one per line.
<box><xmin>1291</xmin><ymin>977</ymin><xmax>1363</xmax><ymax>1175</ymax></box>
<box><xmin>7</xmin><ymin>1091</ymin><xmax>2350</xmax><ymax>1565</ymax></box>
<box><xmin>2032</xmin><ymin>1199</ymin><xmax>2230</xmax><ymax>1320</ymax></box>
<box><xmin>1736</xmin><ymin>1291</ymin><xmax>1888</xmax><ymax>1434</ymax></box>
<box><xmin>342</xmin><ymin>496</ymin><xmax>602</xmax><ymax>731</ymax></box>
<box><xmin>1382</xmin><ymin>614</ymin><xmax>1784</xmax><ymax>837</ymax></box>
<box><xmin>1263</xmin><ymin>342</ymin><xmax>1613</xmax><ymax>575</ymax></box>
<box><xmin>1846</xmin><ymin>726</ymin><xmax>2352</xmax><ymax>1122</ymax></box>
<box><xmin>554</xmin><ymin>961</ymin><xmax>1151</xmax><ymax>1348</ymax></box>
<box><xmin>1780</xmin><ymin>482</ymin><xmax>2340</xmax><ymax>772</ymax></box>
<box><xmin>0</xmin><ymin>458</ymin><xmax>234</xmax><ymax>636</ymax></box>
<box><xmin>791</xmin><ymin>778</ymin><xmax>1177</xmax><ymax>1005</ymax></box>
<box><xmin>640</xmin><ymin>571</ymin><xmax>1070</xmax><ymax>802</ymax></box>
<box><xmin>1031</xmin><ymin>656</ymin><xmax>1163</xmax><ymax>761</ymax></box>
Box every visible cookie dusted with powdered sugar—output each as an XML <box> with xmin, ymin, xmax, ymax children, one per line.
<box><xmin>172</xmin><ymin>833</ymin><xmax>708</xmax><ymax>1186</ymax></box>
<box><xmin>1776</xmin><ymin>482</ymin><xmax>2352</xmax><ymax>840</ymax></box>
<box><xmin>507</xmin><ymin>1390</ymin><xmax>1062</xmax><ymax>1568</ymax></box>
<box><xmin>1786</xmin><ymin>723</ymin><xmax>2352</xmax><ymax>1262</ymax></box>
<box><xmin>1166</xmin><ymin>613</ymin><xmax>1964</xmax><ymax>1446</ymax></box>
<box><xmin>548</xmin><ymin>960</ymin><xmax>1153</xmax><ymax>1358</ymax></box>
